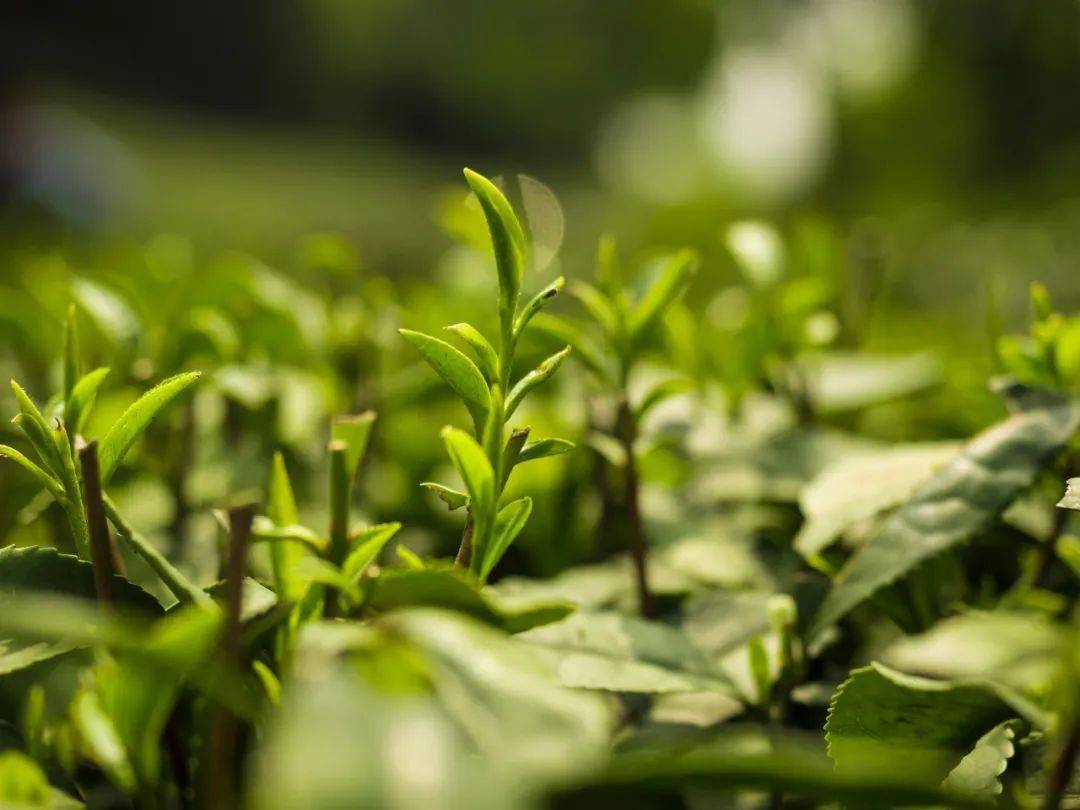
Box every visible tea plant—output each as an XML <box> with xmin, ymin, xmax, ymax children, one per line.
<box><xmin>533</xmin><ymin>236</ymin><xmax>698</xmax><ymax>615</ymax></box>
<box><xmin>3</xmin><ymin>168</ymin><xmax>1080</xmax><ymax>810</ymax></box>
<box><xmin>402</xmin><ymin>169</ymin><xmax>574</xmax><ymax>582</ymax></box>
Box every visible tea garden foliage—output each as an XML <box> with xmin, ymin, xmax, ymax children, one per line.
<box><xmin>1</xmin><ymin>170</ymin><xmax>1080</xmax><ymax>809</ymax></box>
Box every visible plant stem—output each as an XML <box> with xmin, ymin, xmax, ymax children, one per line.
<box><xmin>1045</xmin><ymin>716</ymin><xmax>1080</xmax><ymax>810</ymax></box>
<box><xmin>78</xmin><ymin>441</ymin><xmax>115</xmax><ymax>606</ymax></box>
<box><xmin>205</xmin><ymin>503</ymin><xmax>253</xmax><ymax>810</ymax></box>
<box><xmin>616</xmin><ymin>398</ymin><xmax>654</xmax><ymax>618</ymax></box>
<box><xmin>103</xmin><ymin>494</ymin><xmax>212</xmax><ymax>608</ymax></box>
<box><xmin>455</xmin><ymin>518</ymin><xmax>474</xmax><ymax>569</ymax></box>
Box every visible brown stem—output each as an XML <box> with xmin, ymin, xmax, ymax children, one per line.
<box><xmin>205</xmin><ymin>503</ymin><xmax>253</xmax><ymax>810</ymax></box>
<box><xmin>1045</xmin><ymin>717</ymin><xmax>1080</xmax><ymax>810</ymax></box>
<box><xmin>617</xmin><ymin>400</ymin><xmax>654</xmax><ymax>619</ymax></box>
<box><xmin>454</xmin><ymin>519</ymin><xmax>474</xmax><ymax>569</ymax></box>
<box><xmin>78</xmin><ymin>441</ymin><xmax>116</xmax><ymax>606</ymax></box>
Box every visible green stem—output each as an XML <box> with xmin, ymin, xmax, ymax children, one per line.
<box><xmin>103</xmin><ymin>494</ymin><xmax>212</xmax><ymax>608</ymax></box>
<box><xmin>617</xmin><ymin>398</ymin><xmax>654</xmax><ymax>619</ymax></box>
<box><xmin>1045</xmin><ymin>716</ymin><xmax>1080</xmax><ymax>810</ymax></box>
<box><xmin>328</xmin><ymin>442</ymin><xmax>350</xmax><ymax>567</ymax></box>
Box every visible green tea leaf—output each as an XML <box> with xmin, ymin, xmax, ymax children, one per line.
<box><xmin>635</xmin><ymin>377</ymin><xmax>694</xmax><ymax>422</ymax></box>
<box><xmin>479</xmin><ymin>497</ymin><xmax>532</xmax><ymax>581</ymax></box>
<box><xmin>517</xmin><ymin>438</ymin><xmax>575</xmax><ymax>464</ymax></box>
<box><xmin>941</xmin><ymin>720</ymin><xmax>1021</xmax><ymax>801</ymax></box>
<box><xmin>266</xmin><ymin>451</ymin><xmax>311</xmax><ymax>602</ymax></box>
<box><xmin>71</xmin><ymin>689</ymin><xmax>137</xmax><ymax>794</ymax></box>
<box><xmin>808</xmin><ymin>399</ymin><xmax>1080</xmax><ymax>642</ymax></box>
<box><xmin>99</xmin><ymin>371</ymin><xmax>202</xmax><ymax>484</ymax></box>
<box><xmin>518</xmin><ymin>611</ymin><xmax>736</xmax><ymax>695</ymax></box>
<box><xmin>627</xmin><ymin>250</ymin><xmax>698</xmax><ymax>343</ymax></box>
<box><xmin>530</xmin><ymin>313</ymin><xmax>615</xmax><ymax>384</ymax></box>
<box><xmin>342</xmin><ymin>522</ymin><xmax>401</xmax><ymax>587</ymax></box>
<box><xmin>1059</xmin><ymin>477</ymin><xmax>1080</xmax><ymax>510</ymax></box>
<box><xmin>794</xmin><ymin>442</ymin><xmax>960</xmax><ymax>559</ymax></box>
<box><xmin>506</xmin><ymin>345</ymin><xmax>571</xmax><ymax>417</ymax></box>
<box><xmin>441</xmin><ymin>426</ymin><xmax>495</xmax><ymax>521</ymax></box>
<box><xmin>0</xmin><ymin>750</ymin><xmax>76</xmax><ymax>808</ymax></box>
<box><xmin>63</xmin><ymin>367</ymin><xmax>110</xmax><ymax>436</ymax></box>
<box><xmin>331</xmin><ymin>412</ymin><xmax>376</xmax><ymax>483</ymax></box>
<box><xmin>0</xmin><ymin>444</ymin><xmax>66</xmax><ymax>501</ymax></box>
<box><xmin>420</xmin><ymin>482</ymin><xmax>470</xmax><ymax>511</ymax></box>
<box><xmin>463</xmin><ymin>168</ymin><xmax>526</xmax><ymax>310</ymax></box>
<box><xmin>514</xmin><ymin>277</ymin><xmax>565</xmax><ymax>336</ymax></box>
<box><xmin>445</xmin><ymin>322</ymin><xmax>499</xmax><ymax>381</ymax></box>
<box><xmin>364</xmin><ymin>566</ymin><xmax>572</xmax><ymax>633</ymax></box>
<box><xmin>401</xmin><ymin>329</ymin><xmax>490</xmax><ymax>427</ymax></box>
<box><xmin>569</xmin><ymin>280</ymin><xmax>620</xmax><ymax>337</ymax></box>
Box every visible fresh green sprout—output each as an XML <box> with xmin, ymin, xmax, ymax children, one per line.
<box><xmin>401</xmin><ymin>168</ymin><xmax>574</xmax><ymax>583</ymax></box>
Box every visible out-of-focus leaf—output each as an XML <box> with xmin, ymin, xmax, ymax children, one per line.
<box><xmin>401</xmin><ymin>329</ymin><xmax>490</xmax><ymax>427</ymax></box>
<box><xmin>825</xmin><ymin>663</ymin><xmax>1042</xmax><ymax>783</ymax></box>
<box><xmin>881</xmin><ymin>611</ymin><xmax>1064</xmax><ymax>694</ymax></box>
<box><xmin>636</xmin><ymin>377</ymin><xmax>694</xmax><ymax>422</ymax></box>
<box><xmin>71</xmin><ymin>277</ymin><xmax>140</xmax><ymax>346</ymax></box>
<box><xmin>266</xmin><ymin>452</ymin><xmax>308</xmax><ymax>601</ymax></box>
<box><xmin>384</xmin><ymin>609</ymin><xmax>612</xmax><ymax>782</ymax></box>
<box><xmin>808</xmin><ymin>400</ymin><xmax>1080</xmax><ymax>642</ymax></box>
<box><xmin>628</xmin><ymin>250</ymin><xmax>698</xmax><ymax>342</ymax></box>
<box><xmin>364</xmin><ymin>566</ymin><xmax>572</xmax><ymax>633</ymax></box>
<box><xmin>0</xmin><ymin>546</ymin><xmax>161</xmax><ymax>675</ymax></box>
<box><xmin>205</xmin><ymin>578</ymin><xmax>279</xmax><ymax>623</ymax></box>
<box><xmin>331</xmin><ymin>412</ymin><xmax>376</xmax><ymax>483</ymax></box>
<box><xmin>1059</xmin><ymin>477</ymin><xmax>1080</xmax><ymax>510</ymax></box>
<box><xmin>252</xmin><ymin>666</ymin><xmax>525</xmax><ymax>810</ymax></box>
<box><xmin>794</xmin><ymin>442</ymin><xmax>960</xmax><ymax>558</ymax></box>
<box><xmin>568</xmin><ymin>280</ymin><xmax>620</xmax><ymax>337</ymax></box>
<box><xmin>530</xmin><ymin>313</ymin><xmax>615</xmax><ymax>384</ymax></box>
<box><xmin>518</xmin><ymin>611</ymin><xmax>736</xmax><ymax>696</ymax></box>
<box><xmin>342</xmin><ymin>522</ymin><xmax>401</xmax><ymax>587</ymax></box>
<box><xmin>71</xmin><ymin>689</ymin><xmax>137</xmax><ymax>794</ymax></box>
<box><xmin>725</xmin><ymin>220</ymin><xmax>785</xmax><ymax>288</ymax></box>
<box><xmin>799</xmin><ymin>351</ymin><xmax>941</xmax><ymax>413</ymax></box>
<box><xmin>98</xmin><ymin>372</ymin><xmax>202</xmax><ymax>483</ymax></box>
<box><xmin>941</xmin><ymin>720</ymin><xmax>1021</xmax><ymax>801</ymax></box>
<box><xmin>63</xmin><ymin>367</ymin><xmax>110</xmax><ymax>436</ymax></box>
<box><xmin>0</xmin><ymin>749</ymin><xmax>83</xmax><ymax>808</ymax></box>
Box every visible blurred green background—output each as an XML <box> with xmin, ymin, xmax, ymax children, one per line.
<box><xmin>3</xmin><ymin>0</ymin><xmax>1080</xmax><ymax>583</ymax></box>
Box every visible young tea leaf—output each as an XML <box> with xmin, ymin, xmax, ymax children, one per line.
<box><xmin>441</xmin><ymin>427</ymin><xmax>495</xmax><ymax>520</ymax></box>
<box><xmin>99</xmin><ymin>371</ymin><xmax>202</xmax><ymax>484</ymax></box>
<box><xmin>517</xmin><ymin>438</ymin><xmax>575</xmax><ymax>464</ymax></box>
<box><xmin>400</xmin><ymin>329</ymin><xmax>490</xmax><ymax>428</ymax></box>
<box><xmin>506</xmin><ymin>346</ymin><xmax>571</xmax><ymax>417</ymax></box>
<box><xmin>445</xmin><ymin>323</ymin><xmax>499</xmax><ymax>381</ymax></box>
<box><xmin>478</xmin><ymin>497</ymin><xmax>532</xmax><ymax>581</ymax></box>
<box><xmin>514</xmin><ymin>277</ymin><xmax>565</xmax><ymax>337</ymax></box>
<box><xmin>420</xmin><ymin>482</ymin><xmax>470</xmax><ymax>511</ymax></box>
<box><xmin>463</xmin><ymin>168</ymin><xmax>526</xmax><ymax>312</ymax></box>
<box><xmin>627</xmin><ymin>250</ymin><xmax>699</xmax><ymax>344</ymax></box>
<box><xmin>331</xmin><ymin>412</ymin><xmax>376</xmax><ymax>483</ymax></box>
<box><xmin>64</xmin><ymin>367</ymin><xmax>110</xmax><ymax>436</ymax></box>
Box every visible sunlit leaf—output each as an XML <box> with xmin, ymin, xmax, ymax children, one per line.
<box><xmin>401</xmin><ymin>329</ymin><xmax>490</xmax><ymax>427</ymax></box>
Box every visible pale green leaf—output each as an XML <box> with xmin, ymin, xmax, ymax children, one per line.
<box><xmin>331</xmin><ymin>412</ymin><xmax>376</xmax><ymax>482</ymax></box>
<box><xmin>266</xmin><ymin>452</ymin><xmax>308</xmax><ymax>601</ymax></box>
<box><xmin>421</xmin><ymin>481</ymin><xmax>470</xmax><ymax>511</ymax></box>
<box><xmin>627</xmin><ymin>250</ymin><xmax>699</xmax><ymax>342</ymax></box>
<box><xmin>63</xmin><ymin>367</ymin><xmax>110</xmax><ymax>435</ymax></box>
<box><xmin>401</xmin><ymin>329</ymin><xmax>490</xmax><ymax>427</ymax></box>
<box><xmin>506</xmin><ymin>346</ymin><xmax>570</xmax><ymax>417</ymax></box>
<box><xmin>479</xmin><ymin>497</ymin><xmax>532</xmax><ymax>581</ymax></box>
<box><xmin>441</xmin><ymin>426</ymin><xmax>495</xmax><ymax>520</ymax></box>
<box><xmin>342</xmin><ymin>522</ymin><xmax>401</xmax><ymax>586</ymax></box>
<box><xmin>445</xmin><ymin>322</ymin><xmax>499</xmax><ymax>381</ymax></box>
<box><xmin>941</xmin><ymin>720</ymin><xmax>1021</xmax><ymax>801</ymax></box>
<box><xmin>463</xmin><ymin>168</ymin><xmax>526</xmax><ymax>308</ymax></box>
<box><xmin>808</xmin><ymin>400</ymin><xmax>1080</xmax><ymax>642</ymax></box>
<box><xmin>517</xmin><ymin>438</ymin><xmax>575</xmax><ymax>464</ymax></box>
<box><xmin>1059</xmin><ymin>477</ymin><xmax>1080</xmax><ymax>510</ymax></box>
<box><xmin>99</xmin><ymin>372</ymin><xmax>202</xmax><ymax>483</ymax></box>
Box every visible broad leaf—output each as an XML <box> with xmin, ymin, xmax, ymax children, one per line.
<box><xmin>401</xmin><ymin>329</ymin><xmax>490</xmax><ymax>427</ymax></box>
<box><xmin>463</xmin><ymin>168</ymin><xmax>526</xmax><ymax>306</ymax></box>
<box><xmin>794</xmin><ymin>442</ymin><xmax>960</xmax><ymax>558</ymax></box>
<box><xmin>518</xmin><ymin>611</ymin><xmax>736</xmax><ymax>695</ymax></box>
<box><xmin>441</xmin><ymin>426</ymin><xmax>495</xmax><ymax>520</ymax></box>
<box><xmin>825</xmin><ymin>663</ymin><xmax>1041</xmax><ymax>783</ymax></box>
<box><xmin>881</xmin><ymin>610</ymin><xmax>1064</xmax><ymax>694</ymax></box>
<box><xmin>0</xmin><ymin>546</ymin><xmax>161</xmax><ymax>675</ymax></box>
<box><xmin>99</xmin><ymin>371</ymin><xmax>202</xmax><ymax>483</ymax></box>
<box><xmin>808</xmin><ymin>399</ymin><xmax>1080</xmax><ymax>642</ymax></box>
<box><xmin>63</xmin><ymin>367</ymin><xmax>110</xmax><ymax>436</ymax></box>
<box><xmin>941</xmin><ymin>720</ymin><xmax>1021</xmax><ymax>801</ymax></box>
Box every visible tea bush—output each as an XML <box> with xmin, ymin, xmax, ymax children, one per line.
<box><xmin>0</xmin><ymin>169</ymin><xmax>1079</xmax><ymax>809</ymax></box>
